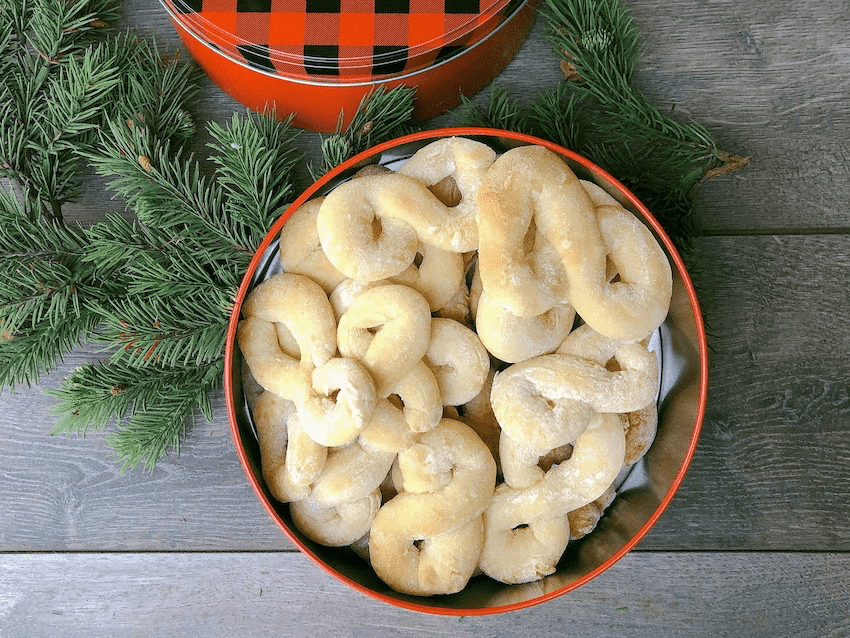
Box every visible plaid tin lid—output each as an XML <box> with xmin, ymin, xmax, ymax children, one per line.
<box><xmin>165</xmin><ymin>0</ymin><xmax>516</xmax><ymax>82</ymax></box>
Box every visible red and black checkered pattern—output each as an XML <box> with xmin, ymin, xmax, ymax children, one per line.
<box><xmin>166</xmin><ymin>0</ymin><xmax>516</xmax><ymax>80</ymax></box>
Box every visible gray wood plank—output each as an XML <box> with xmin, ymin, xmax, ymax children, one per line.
<box><xmin>3</xmin><ymin>235</ymin><xmax>850</xmax><ymax>551</ymax></box>
<box><xmin>0</xmin><ymin>350</ymin><xmax>291</xmax><ymax>552</ymax></box>
<box><xmin>1</xmin><ymin>552</ymin><xmax>848</xmax><ymax>637</ymax></box>
<box><xmin>642</xmin><ymin>234</ymin><xmax>850</xmax><ymax>550</ymax></box>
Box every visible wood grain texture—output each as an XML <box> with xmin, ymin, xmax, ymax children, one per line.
<box><xmin>641</xmin><ymin>235</ymin><xmax>850</xmax><ymax>550</ymax></box>
<box><xmin>0</xmin><ymin>346</ymin><xmax>291</xmax><ymax>552</ymax></box>
<box><xmin>627</xmin><ymin>0</ymin><xmax>850</xmax><ymax>234</ymax></box>
<box><xmin>1</xmin><ymin>552</ymin><xmax>848</xmax><ymax>638</ymax></box>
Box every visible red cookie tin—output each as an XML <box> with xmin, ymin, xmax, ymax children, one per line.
<box><xmin>160</xmin><ymin>0</ymin><xmax>536</xmax><ymax>132</ymax></box>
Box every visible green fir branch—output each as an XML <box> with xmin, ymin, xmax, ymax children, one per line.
<box><xmin>48</xmin><ymin>358</ymin><xmax>222</xmax><ymax>472</ymax></box>
<box><xmin>24</xmin><ymin>0</ymin><xmax>118</xmax><ymax>64</ymax></box>
<box><xmin>93</xmin><ymin>294</ymin><xmax>230</xmax><ymax>369</ymax></box>
<box><xmin>525</xmin><ymin>83</ymin><xmax>584</xmax><ymax>154</ymax></box>
<box><xmin>457</xmin><ymin>82</ymin><xmax>584</xmax><ymax>153</ymax></box>
<box><xmin>206</xmin><ymin>110</ymin><xmax>303</xmax><ymax>245</ymax></box>
<box><xmin>458</xmin><ymin>84</ymin><xmax>531</xmax><ymax>134</ymax></box>
<box><xmin>1</xmin><ymin>0</ymin><xmax>123</xmax><ymax>222</ymax></box>
<box><xmin>0</xmin><ymin>187</ymin><xmax>100</xmax><ymax>387</ymax></box>
<box><xmin>536</xmin><ymin>0</ymin><xmax>735</xmax><ymax>246</ymax></box>
<box><xmin>53</xmin><ymin>108</ymin><xmax>300</xmax><ymax>469</ymax></box>
<box><xmin>113</xmin><ymin>37</ymin><xmax>200</xmax><ymax>143</ymax></box>
<box><xmin>38</xmin><ymin>47</ymin><xmax>123</xmax><ymax>152</ymax></box>
<box><xmin>314</xmin><ymin>85</ymin><xmax>416</xmax><ymax>176</ymax></box>
<box><xmin>0</xmin><ymin>314</ymin><xmax>100</xmax><ymax>389</ymax></box>
<box><xmin>84</xmin><ymin>122</ymin><xmax>229</xmax><ymax>238</ymax></box>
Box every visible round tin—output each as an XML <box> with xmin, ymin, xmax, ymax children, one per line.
<box><xmin>223</xmin><ymin>128</ymin><xmax>708</xmax><ymax>615</ymax></box>
<box><xmin>160</xmin><ymin>0</ymin><xmax>536</xmax><ymax>132</ymax></box>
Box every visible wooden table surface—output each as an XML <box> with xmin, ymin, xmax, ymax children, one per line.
<box><xmin>2</xmin><ymin>1</ymin><xmax>849</xmax><ymax>636</ymax></box>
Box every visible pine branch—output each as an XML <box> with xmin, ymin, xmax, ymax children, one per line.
<box><xmin>25</xmin><ymin>0</ymin><xmax>118</xmax><ymax>64</ymax></box>
<box><xmin>457</xmin><ymin>84</ymin><xmax>532</xmax><ymax>134</ymax></box>
<box><xmin>206</xmin><ymin>110</ymin><xmax>303</xmax><ymax>245</ymax></box>
<box><xmin>0</xmin><ymin>0</ymin><xmax>122</xmax><ymax>222</ymax></box>
<box><xmin>114</xmin><ymin>36</ymin><xmax>199</xmax><ymax>143</ymax></box>
<box><xmin>0</xmin><ymin>186</ymin><xmax>101</xmax><ymax>388</ymax></box>
<box><xmin>47</xmin><ymin>358</ymin><xmax>222</xmax><ymax>472</ymax></box>
<box><xmin>55</xmin><ymin>108</ymin><xmax>301</xmax><ymax>469</ymax></box>
<box><xmin>84</xmin><ymin>122</ymin><xmax>230</xmax><ymax>240</ymax></box>
<box><xmin>314</xmin><ymin>85</ymin><xmax>416</xmax><ymax>177</ymax></box>
<box><xmin>0</xmin><ymin>314</ymin><xmax>100</xmax><ymax>389</ymax></box>
<box><xmin>457</xmin><ymin>82</ymin><xmax>584</xmax><ymax>153</ymax></box>
<box><xmin>525</xmin><ymin>83</ymin><xmax>584</xmax><ymax>153</ymax></box>
<box><xmin>93</xmin><ymin>293</ymin><xmax>232</xmax><ymax>369</ymax></box>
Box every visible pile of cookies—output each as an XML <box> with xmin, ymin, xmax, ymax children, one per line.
<box><xmin>238</xmin><ymin>137</ymin><xmax>672</xmax><ymax>595</ymax></box>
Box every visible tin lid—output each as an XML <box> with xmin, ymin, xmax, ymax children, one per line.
<box><xmin>165</xmin><ymin>0</ymin><xmax>515</xmax><ymax>82</ymax></box>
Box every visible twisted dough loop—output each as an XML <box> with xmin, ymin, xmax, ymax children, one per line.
<box><xmin>387</xmin><ymin>360</ymin><xmax>443</xmax><ymax>434</ymax></box>
<box><xmin>397</xmin><ymin>136</ymin><xmax>496</xmax><ymax>233</ymax></box>
<box><xmin>278</xmin><ymin>197</ymin><xmax>346</xmax><ymax>294</ymax></box>
<box><xmin>241</xmin><ymin>272</ymin><xmax>337</xmax><ymax>369</ymax></box>
<box><xmin>556</xmin><ymin>323</ymin><xmax>660</xmax><ymax>467</ymax></box>
<box><xmin>337</xmin><ymin>284</ymin><xmax>432</xmax><ymax>398</ymax></box>
<box><xmin>309</xmin><ymin>438</ymin><xmax>395</xmax><ymax>508</ymax></box>
<box><xmin>327</xmin><ymin>243</ymin><xmax>464</xmax><ymax>317</ymax></box>
<box><xmin>490</xmin><ymin>342</ymin><xmax>659</xmax><ymax>453</ymax></box>
<box><xmin>299</xmin><ymin>357</ymin><xmax>377</xmax><ymax>447</ymax></box>
<box><xmin>477</xmin><ymin>144</ymin><xmax>595</xmax><ymax>318</ymax></box>
<box><xmin>237</xmin><ymin>316</ymin><xmax>310</xmax><ymax>401</ymax></box>
<box><xmin>475</xmin><ymin>289</ymin><xmax>575</xmax><ymax>364</ymax></box>
<box><xmin>423</xmin><ymin>317</ymin><xmax>490</xmax><ymax>407</ymax></box>
<box><xmin>477</xmin><ymin>145</ymin><xmax>672</xmax><ymax>340</ymax></box>
<box><xmin>253</xmin><ymin>391</ymin><xmax>327</xmax><ymax>504</ymax></box>
<box><xmin>583</xmin><ymin>204</ymin><xmax>673</xmax><ymax>341</ymax></box>
<box><xmin>480</xmin><ymin>412</ymin><xmax>626</xmax><ymax>584</ymax></box>
<box><xmin>290</xmin><ymin>489</ymin><xmax>382</xmax><ymax>547</ymax></box>
<box><xmin>238</xmin><ymin>272</ymin><xmax>340</xmax><ymax>407</ymax></box>
<box><xmin>369</xmin><ymin>418</ymin><xmax>497</xmax><ymax>596</ymax></box>
<box><xmin>317</xmin><ymin>172</ymin><xmax>480</xmax><ymax>282</ymax></box>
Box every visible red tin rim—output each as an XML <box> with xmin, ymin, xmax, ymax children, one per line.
<box><xmin>224</xmin><ymin>127</ymin><xmax>709</xmax><ymax>616</ymax></box>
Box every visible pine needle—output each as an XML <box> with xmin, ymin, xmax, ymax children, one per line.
<box><xmin>0</xmin><ymin>186</ymin><xmax>99</xmax><ymax>388</ymax></box>
<box><xmin>206</xmin><ymin>110</ymin><xmax>303</xmax><ymax>245</ymax></box>
<box><xmin>458</xmin><ymin>84</ymin><xmax>531</xmax><ymax>134</ymax></box>
<box><xmin>313</xmin><ymin>85</ymin><xmax>416</xmax><ymax>177</ymax></box>
<box><xmin>457</xmin><ymin>0</ymin><xmax>748</xmax><ymax>248</ymax></box>
<box><xmin>48</xmin><ymin>359</ymin><xmax>222</xmax><ymax>472</ymax></box>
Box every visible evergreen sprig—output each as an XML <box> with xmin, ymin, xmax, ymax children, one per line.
<box><xmin>0</xmin><ymin>1</ymin><xmax>127</xmax><ymax>222</ymax></box>
<box><xmin>207</xmin><ymin>111</ymin><xmax>302</xmax><ymax>237</ymax></box>
<box><xmin>0</xmin><ymin>187</ymin><xmax>100</xmax><ymax>389</ymax></box>
<box><xmin>314</xmin><ymin>85</ymin><xmax>416</xmax><ymax>177</ymax></box>
<box><xmin>0</xmin><ymin>0</ymin><xmax>303</xmax><ymax>471</ymax></box>
<box><xmin>49</xmin><ymin>358</ymin><xmax>222</xmax><ymax>473</ymax></box>
<box><xmin>459</xmin><ymin>85</ymin><xmax>530</xmax><ymax>137</ymax></box>
<box><xmin>58</xmin><ymin>111</ymin><xmax>302</xmax><ymax>471</ymax></box>
<box><xmin>0</xmin><ymin>177</ymin><xmax>99</xmax><ymax>389</ymax></box>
